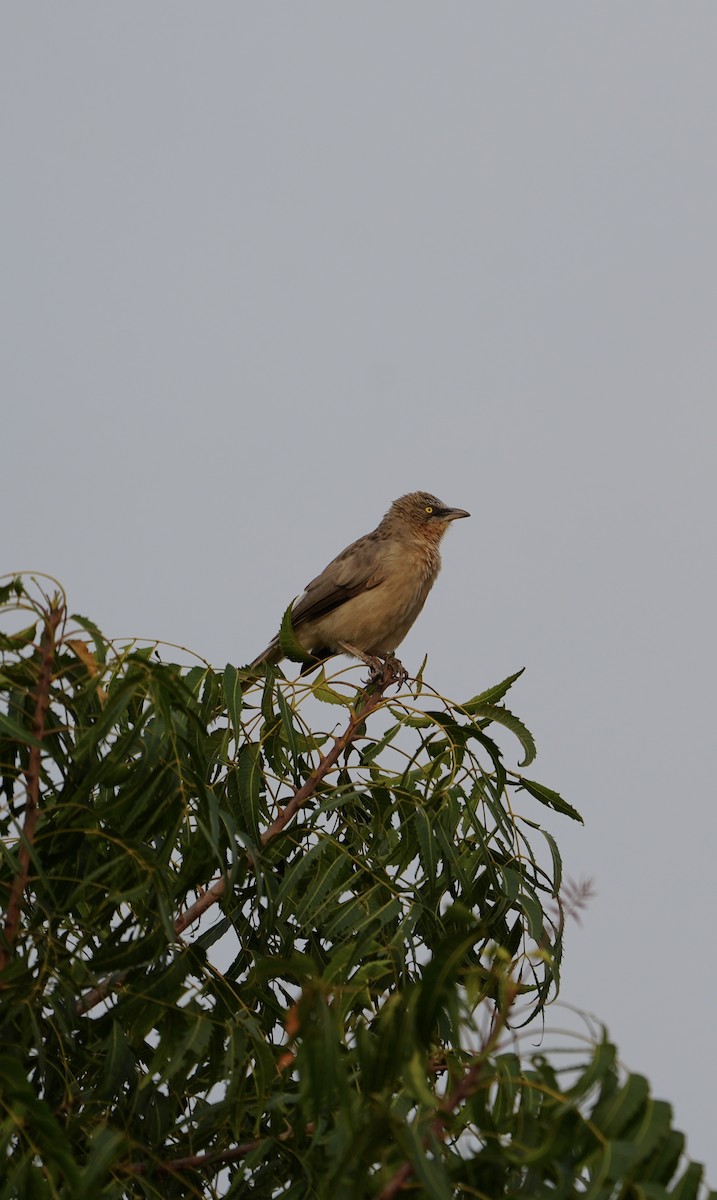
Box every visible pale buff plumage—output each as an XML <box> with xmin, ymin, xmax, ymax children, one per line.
<box><xmin>249</xmin><ymin>491</ymin><xmax>469</xmax><ymax>674</ymax></box>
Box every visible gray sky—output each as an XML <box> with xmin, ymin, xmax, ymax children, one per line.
<box><xmin>3</xmin><ymin>4</ymin><xmax>716</xmax><ymax>1178</ymax></box>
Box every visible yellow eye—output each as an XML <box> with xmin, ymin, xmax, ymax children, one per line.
<box><xmin>425</xmin><ymin>505</ymin><xmax>433</xmax><ymax>514</ymax></box>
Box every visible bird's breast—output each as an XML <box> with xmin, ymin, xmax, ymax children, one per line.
<box><xmin>302</xmin><ymin>540</ymin><xmax>441</xmax><ymax>656</ymax></box>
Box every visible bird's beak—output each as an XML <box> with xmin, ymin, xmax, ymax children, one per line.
<box><xmin>444</xmin><ymin>507</ymin><xmax>470</xmax><ymax>521</ymax></box>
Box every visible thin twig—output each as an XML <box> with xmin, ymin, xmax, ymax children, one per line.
<box><xmin>1</xmin><ymin>602</ymin><xmax>63</xmax><ymax>974</ymax></box>
<box><xmin>259</xmin><ymin>683</ymin><xmax>387</xmax><ymax>845</ymax></box>
<box><xmin>124</xmin><ymin>1127</ymin><xmax>296</xmax><ymax>1176</ymax></box>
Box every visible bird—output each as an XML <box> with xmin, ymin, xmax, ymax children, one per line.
<box><xmin>247</xmin><ymin>491</ymin><xmax>469</xmax><ymax>681</ymax></box>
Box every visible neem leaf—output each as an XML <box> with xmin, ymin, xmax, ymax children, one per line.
<box><xmin>517</xmin><ymin>776</ymin><xmax>583</xmax><ymax>824</ymax></box>
<box><xmin>278</xmin><ymin>602</ymin><xmax>316</xmax><ymax>665</ymax></box>
<box><xmin>223</xmin><ymin>662</ymin><xmax>243</xmax><ymax>735</ymax></box>
<box><xmin>470</xmin><ymin>702</ymin><xmax>536</xmax><ymax>768</ymax></box>
<box><xmin>462</xmin><ymin>669</ymin><xmax>525</xmax><ymax>711</ymax></box>
<box><xmin>0</xmin><ymin>622</ymin><xmax>38</xmax><ymax>651</ymax></box>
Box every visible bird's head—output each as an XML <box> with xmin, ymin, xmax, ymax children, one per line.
<box><xmin>387</xmin><ymin>492</ymin><xmax>470</xmax><ymax>539</ymax></box>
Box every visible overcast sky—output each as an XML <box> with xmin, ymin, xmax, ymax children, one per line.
<box><xmin>3</xmin><ymin>4</ymin><xmax>716</xmax><ymax>1180</ymax></box>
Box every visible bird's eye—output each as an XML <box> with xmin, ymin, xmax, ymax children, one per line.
<box><xmin>424</xmin><ymin>505</ymin><xmax>433</xmax><ymax>514</ymax></box>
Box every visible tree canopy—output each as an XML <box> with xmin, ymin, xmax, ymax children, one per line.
<box><xmin>0</xmin><ymin>574</ymin><xmax>712</xmax><ymax>1199</ymax></box>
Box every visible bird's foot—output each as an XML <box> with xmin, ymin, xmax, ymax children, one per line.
<box><xmin>338</xmin><ymin>642</ymin><xmax>407</xmax><ymax>690</ymax></box>
<box><xmin>383</xmin><ymin>652</ymin><xmax>408</xmax><ymax>688</ymax></box>
<box><xmin>364</xmin><ymin>652</ymin><xmax>408</xmax><ymax>690</ymax></box>
<box><xmin>365</xmin><ymin>655</ymin><xmax>387</xmax><ymax>685</ymax></box>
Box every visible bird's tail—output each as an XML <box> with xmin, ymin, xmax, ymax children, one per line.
<box><xmin>232</xmin><ymin>640</ymin><xmax>283</xmax><ymax>691</ymax></box>
<box><xmin>238</xmin><ymin>639</ymin><xmax>329</xmax><ymax>691</ymax></box>
<box><xmin>249</xmin><ymin>639</ymin><xmax>283</xmax><ymax>671</ymax></box>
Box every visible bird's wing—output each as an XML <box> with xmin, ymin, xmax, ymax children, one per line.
<box><xmin>290</xmin><ymin>533</ymin><xmax>386</xmax><ymax>627</ymax></box>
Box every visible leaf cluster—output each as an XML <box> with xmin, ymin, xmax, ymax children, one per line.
<box><xmin>0</xmin><ymin>576</ymin><xmax>712</xmax><ymax>1199</ymax></box>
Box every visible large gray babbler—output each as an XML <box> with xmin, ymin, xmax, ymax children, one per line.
<box><xmin>250</xmin><ymin>491</ymin><xmax>470</xmax><ymax>677</ymax></box>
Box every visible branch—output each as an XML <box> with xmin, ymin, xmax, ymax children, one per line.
<box><xmin>78</xmin><ymin>662</ymin><xmax>398</xmax><ymax>1011</ymax></box>
<box><xmin>127</xmin><ymin>1140</ymin><xmax>258</xmax><ymax>1175</ymax></box>
<box><xmin>260</xmin><ymin>682</ymin><xmax>387</xmax><ymax>844</ymax></box>
<box><xmin>178</xmin><ymin>670</ymin><xmax>388</xmax><ymax>931</ymax></box>
<box><xmin>377</xmin><ymin>984</ymin><xmax>516</xmax><ymax>1200</ymax></box>
<box><xmin>124</xmin><ymin>1127</ymin><xmax>297</xmax><ymax>1176</ymax></box>
<box><xmin>1</xmin><ymin>602</ymin><xmax>63</xmax><ymax>974</ymax></box>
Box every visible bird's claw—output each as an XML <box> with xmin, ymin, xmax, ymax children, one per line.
<box><xmin>338</xmin><ymin>641</ymin><xmax>408</xmax><ymax>690</ymax></box>
<box><xmin>365</xmin><ymin>655</ymin><xmax>385</xmax><ymax>684</ymax></box>
<box><xmin>385</xmin><ymin>653</ymin><xmax>409</xmax><ymax>688</ymax></box>
<box><xmin>364</xmin><ymin>653</ymin><xmax>408</xmax><ymax>690</ymax></box>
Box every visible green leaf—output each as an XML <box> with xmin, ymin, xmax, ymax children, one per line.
<box><xmin>517</xmin><ymin>776</ymin><xmax>584</xmax><ymax>824</ymax></box>
<box><xmin>470</xmin><ymin>702</ymin><xmax>536</xmax><ymax>767</ymax></box>
<box><xmin>462</xmin><ymin>668</ymin><xmax>525</xmax><ymax>710</ymax></box>
<box><xmin>414</xmin><ymin>806</ymin><xmax>438</xmax><ymax>892</ymax></box>
<box><xmin>0</xmin><ymin>577</ymin><xmax>24</xmax><ymax>605</ymax></box>
<box><xmin>97</xmin><ymin>1021</ymin><xmax>135</xmax><ymax>1099</ymax></box>
<box><xmin>278</xmin><ymin>601</ymin><xmax>316</xmax><ymax>664</ymax></box>
<box><xmin>560</xmin><ymin>1033</ymin><xmax>615</xmax><ymax>1105</ymax></box>
<box><xmin>539</xmin><ymin>827</ymin><xmax>563</xmax><ymax>895</ymax></box>
<box><xmin>643</xmin><ymin>1128</ymin><xmax>685</xmax><ymax>1185</ymax></box>
<box><xmin>0</xmin><ymin>708</ymin><xmax>41</xmax><ymax>746</ymax></box>
<box><xmin>629</xmin><ymin>1098</ymin><xmax>673</xmax><ymax>1172</ymax></box>
<box><xmin>311</xmin><ymin>673</ymin><xmax>349</xmax><ymax>706</ymax></box>
<box><xmin>0</xmin><ymin>622</ymin><xmax>38</xmax><ymax>651</ymax></box>
<box><xmin>1</xmin><ymin>576</ymin><xmax>708</xmax><ymax>1200</ymax></box>
<box><xmin>416</xmin><ymin>927</ymin><xmax>482</xmax><ymax>1045</ymax></box>
<box><xmin>594</xmin><ymin>1072</ymin><xmax>649</xmax><ymax>1137</ymax></box>
<box><xmin>492</xmin><ymin>1052</ymin><xmax>522</xmax><ymax>1128</ymax></box>
<box><xmin>69</xmin><ymin>612</ymin><xmax>109</xmax><ymax>662</ymax></box>
<box><xmin>670</xmin><ymin>1161</ymin><xmax>707</xmax><ymax>1200</ymax></box>
<box><xmin>0</xmin><ymin>1055</ymin><xmax>81</xmax><ymax>1182</ymax></box>
<box><xmin>195</xmin><ymin>913</ymin><xmax>232</xmax><ymax>950</ymax></box>
<box><xmin>294</xmin><ymin>852</ymin><xmax>352</xmax><ymax>925</ymax></box>
<box><xmin>404</xmin><ymin>1049</ymin><xmax>440</xmax><ymax>1108</ymax></box>
<box><xmin>223</xmin><ymin>661</ymin><xmax>243</xmax><ymax>734</ymax></box>
<box><xmin>276</xmin><ymin>688</ymin><xmax>302</xmax><ymax>770</ymax></box>
<box><xmin>360</xmin><ymin>720</ymin><xmax>402</xmax><ymax>764</ymax></box>
<box><xmin>236</xmin><ymin>741</ymin><xmax>265</xmax><ymax>837</ymax></box>
<box><xmin>76</xmin><ymin>1127</ymin><xmax>127</xmax><ymax>1193</ymax></box>
<box><xmin>398</xmin><ymin>1120</ymin><xmax>454</xmax><ymax>1200</ymax></box>
<box><xmin>519</xmin><ymin>887</ymin><xmax>546</xmax><ymax>943</ymax></box>
<box><xmin>274</xmin><ymin>839</ymin><xmax>329</xmax><ymax>906</ymax></box>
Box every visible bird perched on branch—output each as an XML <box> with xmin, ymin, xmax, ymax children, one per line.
<box><xmin>248</xmin><ymin>491</ymin><xmax>469</xmax><ymax>680</ymax></box>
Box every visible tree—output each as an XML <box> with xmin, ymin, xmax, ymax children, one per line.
<box><xmin>0</xmin><ymin>574</ymin><xmax>713</xmax><ymax>1199</ymax></box>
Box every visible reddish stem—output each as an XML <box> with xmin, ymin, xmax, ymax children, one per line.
<box><xmin>79</xmin><ymin>667</ymin><xmax>394</xmax><ymax>1011</ymax></box>
<box><xmin>377</xmin><ymin>989</ymin><xmax>515</xmax><ymax>1200</ymax></box>
<box><xmin>1</xmin><ymin>604</ymin><xmax>62</xmax><ymax>974</ymax></box>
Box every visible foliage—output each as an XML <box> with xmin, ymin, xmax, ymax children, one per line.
<box><xmin>0</xmin><ymin>575</ymin><xmax>712</xmax><ymax>1199</ymax></box>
